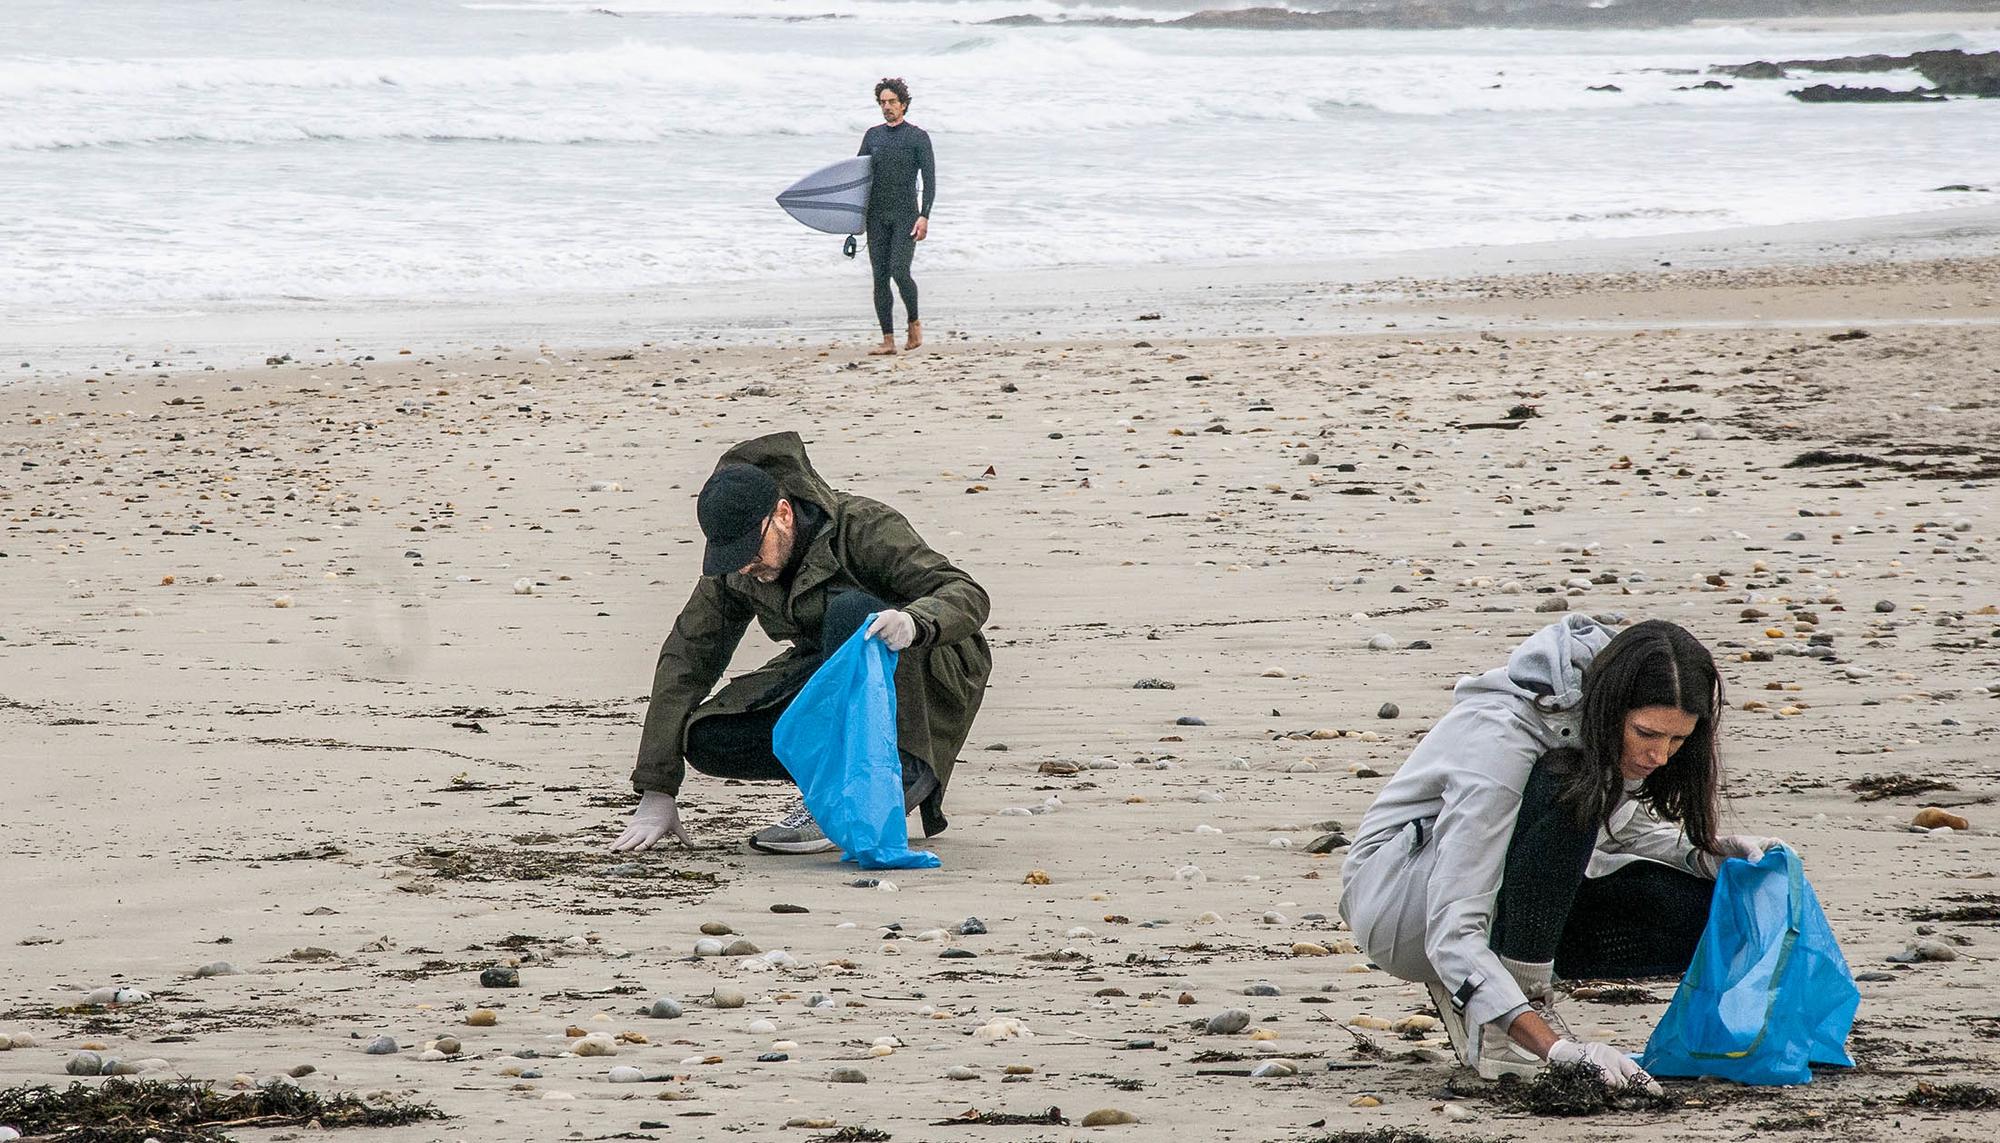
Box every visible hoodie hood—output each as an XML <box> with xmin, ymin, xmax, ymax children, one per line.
<box><xmin>1453</xmin><ymin>613</ymin><xmax>1615</xmax><ymax>711</ymax></box>
<box><xmin>713</xmin><ymin>431</ymin><xmax>838</xmax><ymax>518</ymax></box>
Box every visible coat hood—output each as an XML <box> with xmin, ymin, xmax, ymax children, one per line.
<box><xmin>714</xmin><ymin>431</ymin><xmax>838</xmax><ymax>517</ymax></box>
<box><xmin>1454</xmin><ymin>613</ymin><xmax>1616</xmax><ymax>710</ymax></box>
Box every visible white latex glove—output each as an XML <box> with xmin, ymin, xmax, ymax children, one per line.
<box><xmin>1696</xmin><ymin>834</ymin><xmax>1785</xmax><ymax>876</ymax></box>
<box><xmin>863</xmin><ymin>609</ymin><xmax>918</xmax><ymax>652</ymax></box>
<box><xmin>1547</xmin><ymin>1038</ymin><xmax>1664</xmax><ymax>1097</ymax></box>
<box><xmin>607</xmin><ymin>790</ymin><xmax>691</xmax><ymax>852</ymax></box>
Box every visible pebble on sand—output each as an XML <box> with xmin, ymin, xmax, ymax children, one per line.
<box><xmin>65</xmin><ymin>1052</ymin><xmax>103</xmax><ymax>1076</ymax></box>
<box><xmin>466</xmin><ymin>1009</ymin><xmax>498</xmax><ymax>1026</ymax></box>
<box><xmin>828</xmin><ymin>1066</ymin><xmax>868</xmax><ymax>1083</ymax></box>
<box><xmin>193</xmin><ymin>961</ymin><xmax>240</xmax><ymax>978</ymax></box>
<box><xmin>700</xmin><ymin>921</ymin><xmax>733</xmax><ymax>936</ymax></box>
<box><xmin>1080</xmin><ymin>1108</ymin><xmax>1139</xmax><ymax>1126</ymax></box>
<box><xmin>946</xmin><ymin>1064</ymin><xmax>979</xmax><ymax>1080</ymax></box>
<box><xmin>1024</xmin><ymin>869</ymin><xmax>1052</xmax><ymax>885</ymax></box>
<box><xmin>1365</xmin><ymin>633</ymin><xmax>1396</xmax><ymax>650</ymax></box>
<box><xmin>712</xmin><ymin>987</ymin><xmax>747</xmax><ymax>1009</ymax></box>
<box><xmin>1377</xmin><ymin>702</ymin><xmax>1400</xmax><ymax>719</ymax></box>
<box><xmin>1205</xmin><ymin>1009</ymin><xmax>1252</xmax><ymax>1035</ymax></box>
<box><xmin>363</xmin><ymin>1036</ymin><xmax>398</xmax><ymax>1055</ymax></box>
<box><xmin>648</xmin><ymin>997</ymin><xmax>684</xmax><ymax>1019</ymax></box>
<box><xmin>479</xmin><ymin>966</ymin><xmax>520</xmax><ymax>988</ymax></box>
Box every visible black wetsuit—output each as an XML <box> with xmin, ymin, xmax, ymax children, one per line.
<box><xmin>858</xmin><ymin>121</ymin><xmax>935</xmax><ymax>335</ymax></box>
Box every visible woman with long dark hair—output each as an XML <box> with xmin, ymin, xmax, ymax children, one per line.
<box><xmin>1340</xmin><ymin>617</ymin><xmax>1779</xmax><ymax>1092</ymax></box>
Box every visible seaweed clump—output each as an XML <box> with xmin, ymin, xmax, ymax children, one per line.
<box><xmin>0</xmin><ymin>1077</ymin><xmax>444</xmax><ymax>1143</ymax></box>
<box><xmin>1302</xmin><ymin>1131</ymin><xmax>1486</xmax><ymax>1143</ymax></box>
<box><xmin>1489</xmin><ymin>1060</ymin><xmax>1678</xmax><ymax>1117</ymax></box>
<box><xmin>1902</xmin><ymin>1081</ymin><xmax>1999</xmax><ymax>1110</ymax></box>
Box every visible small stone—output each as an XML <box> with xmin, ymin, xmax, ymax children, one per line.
<box><xmin>607</xmin><ymin>1065</ymin><xmax>646</xmax><ymax>1083</ymax></box>
<box><xmin>828</xmin><ymin>1066</ymin><xmax>868</xmax><ymax>1083</ymax></box>
<box><xmin>1262</xmin><ymin>911</ymin><xmax>1289</xmax><ymax>925</ymax></box>
<box><xmin>194</xmin><ymin>961</ymin><xmax>239</xmax><ymax>978</ymax></box>
<box><xmin>1175</xmin><ymin>864</ymin><xmax>1207</xmax><ymax>884</ymax></box>
<box><xmin>1205</xmin><ymin>1009</ymin><xmax>1252</xmax><ymax>1035</ymax></box>
<box><xmin>1175</xmin><ymin>715</ymin><xmax>1207</xmax><ymax>726</ymax></box>
<box><xmin>1292</xmin><ymin>942</ymin><xmax>1331</xmax><ymax>957</ymax></box>
<box><xmin>466</xmin><ymin>1009</ymin><xmax>498</xmax><ymax>1026</ymax></box>
<box><xmin>648</xmin><ymin>997</ymin><xmax>683</xmax><ymax>1019</ymax></box>
<box><xmin>1024</xmin><ymin>869</ymin><xmax>1052</xmax><ymax>885</ymax></box>
<box><xmin>417</xmin><ymin>1048</ymin><xmax>447</xmax><ymax>1062</ymax></box>
<box><xmin>694</xmin><ymin>937</ymin><xmax>726</xmax><ymax>956</ymax></box>
<box><xmin>433</xmin><ymin>1036</ymin><xmax>462</xmax><ymax>1055</ymax></box>
<box><xmin>1080</xmin><ymin>1108</ymin><xmax>1139</xmax><ymax>1126</ymax></box>
<box><xmin>1376</xmin><ymin>702</ymin><xmax>1399</xmax><ymax>719</ymax></box>
<box><xmin>1351</xmin><ymin>1094</ymin><xmax>1383</xmax><ymax>1107</ymax></box>
<box><xmin>363</xmin><ymin>1036</ymin><xmax>398</xmax><ymax>1055</ymax></box>
<box><xmin>1133</xmin><ymin>678</ymin><xmax>1176</xmax><ymax>689</ymax></box>
<box><xmin>571</xmin><ymin>1033</ymin><xmax>617</xmax><ymax>1057</ymax></box>
<box><xmin>512</xmin><ymin>577</ymin><xmax>535</xmax><ymax>595</ymax></box>
<box><xmin>1244</xmin><ymin>981</ymin><xmax>1281</xmax><ymax>996</ymax></box>
<box><xmin>700</xmin><ymin>921</ymin><xmax>733</xmax><ymax>936</ymax></box>
<box><xmin>1854</xmin><ymin>971</ymin><xmax>1897</xmax><ymax>982</ymax></box>
<box><xmin>940</xmin><ymin>948</ymin><xmax>977</xmax><ymax>959</ymax></box>
<box><xmin>748</xmin><ymin>1018</ymin><xmax>777</xmax><ymax>1034</ymax></box>
<box><xmin>66</xmin><ymin>1052</ymin><xmax>104</xmax><ymax>1076</ymax></box>
<box><xmin>1003</xmin><ymin>1064</ymin><xmax>1035</xmax><ymax>1075</ymax></box>
<box><xmin>946</xmin><ymin>1064</ymin><xmax>979</xmax><ymax>1080</ymax></box>
<box><xmin>711</xmin><ymin>987</ymin><xmax>746</xmax><ymax>1009</ymax></box>
<box><xmin>288</xmin><ymin>1064</ymin><xmax>317</xmax><ymax>1078</ymax></box>
<box><xmin>1874</xmin><ymin>599</ymin><xmax>1896</xmax><ymax>613</ymax></box>
<box><xmin>955</xmin><ymin>917</ymin><xmax>987</xmax><ymax>935</ymax></box>
<box><xmin>757</xmin><ymin>1051</ymin><xmax>789</xmax><ymax>1062</ymax></box>
<box><xmin>1535</xmin><ymin>597</ymin><xmax>1569</xmax><ymax>613</ymax></box>
<box><xmin>1251</xmin><ymin>1060</ymin><xmax>1299</xmax><ymax>1078</ymax></box>
<box><xmin>1913</xmin><ymin>807</ymin><xmax>1969</xmax><ymax>831</ymax></box>
<box><xmin>1441</xmin><ymin>1103</ymin><xmax>1477</xmax><ymax>1123</ymax></box>
<box><xmin>1304</xmin><ymin>832</ymin><xmax>1351</xmax><ymax>854</ymax></box>
<box><xmin>1366</xmin><ymin>633</ymin><xmax>1395</xmax><ymax>650</ymax></box>
<box><xmin>479</xmin><ymin>966</ymin><xmax>519</xmax><ymax>988</ymax></box>
<box><xmin>771</xmin><ymin>903</ymin><xmax>810</xmax><ymax>914</ymax></box>
<box><xmin>721</xmin><ymin>938</ymin><xmax>761</xmax><ymax>956</ymax></box>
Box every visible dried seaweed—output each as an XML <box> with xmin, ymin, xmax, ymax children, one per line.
<box><xmin>930</xmin><ymin>1106</ymin><xmax>1067</xmax><ymax>1126</ymax></box>
<box><xmin>1486</xmin><ymin>1061</ymin><xmax>1678</xmax><ymax>1117</ymax></box>
<box><xmin>0</xmin><ymin>1078</ymin><xmax>443</xmax><ymax>1143</ymax></box>
<box><xmin>1848</xmin><ymin>774</ymin><xmax>1957</xmax><ymax>801</ymax></box>
<box><xmin>1903</xmin><ymin>1080</ymin><xmax>1999</xmax><ymax>1110</ymax></box>
<box><xmin>810</xmin><ymin>1129</ymin><xmax>892</xmax><ymax>1142</ymax></box>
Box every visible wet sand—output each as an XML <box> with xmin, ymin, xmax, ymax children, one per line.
<box><xmin>2</xmin><ymin>255</ymin><xmax>1998</xmax><ymax>1141</ymax></box>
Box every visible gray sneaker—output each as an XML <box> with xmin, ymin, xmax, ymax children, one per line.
<box><xmin>748</xmin><ymin>798</ymin><xmax>837</xmax><ymax>855</ymax></box>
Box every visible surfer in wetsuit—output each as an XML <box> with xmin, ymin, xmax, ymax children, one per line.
<box><xmin>859</xmin><ymin>77</ymin><xmax>934</xmax><ymax>355</ymax></box>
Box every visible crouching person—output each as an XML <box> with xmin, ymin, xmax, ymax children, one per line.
<box><xmin>1340</xmin><ymin>617</ymin><xmax>1782</xmax><ymax>1092</ymax></box>
<box><xmin>610</xmin><ymin>431</ymin><xmax>991</xmax><ymax>855</ymax></box>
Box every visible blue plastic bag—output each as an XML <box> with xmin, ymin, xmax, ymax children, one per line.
<box><xmin>1640</xmin><ymin>845</ymin><xmax>1857</xmax><ymax>1085</ymax></box>
<box><xmin>772</xmin><ymin>620</ymin><xmax>940</xmax><ymax>871</ymax></box>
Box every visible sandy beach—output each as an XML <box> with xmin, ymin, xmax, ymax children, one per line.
<box><xmin>3</xmin><ymin>246</ymin><xmax>1999</xmax><ymax>1142</ymax></box>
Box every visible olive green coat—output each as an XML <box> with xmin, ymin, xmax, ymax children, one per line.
<box><xmin>632</xmin><ymin>432</ymin><xmax>992</xmax><ymax>800</ymax></box>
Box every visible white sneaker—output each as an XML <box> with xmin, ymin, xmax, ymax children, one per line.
<box><xmin>1477</xmin><ymin>1021</ymin><xmax>1548</xmax><ymax>1082</ymax></box>
<box><xmin>1426</xmin><ymin>981</ymin><xmax>1473</xmax><ymax>1067</ymax></box>
<box><xmin>747</xmin><ymin>797</ymin><xmax>837</xmax><ymax>855</ymax></box>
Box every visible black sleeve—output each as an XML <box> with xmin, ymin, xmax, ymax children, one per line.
<box><xmin>857</xmin><ymin>126</ymin><xmax>874</xmax><ymax>158</ymax></box>
<box><xmin>918</xmin><ymin>131</ymin><xmax>936</xmax><ymax>218</ymax></box>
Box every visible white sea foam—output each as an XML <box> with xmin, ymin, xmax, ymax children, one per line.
<box><xmin>3</xmin><ymin>0</ymin><xmax>1997</xmax><ymax>318</ymax></box>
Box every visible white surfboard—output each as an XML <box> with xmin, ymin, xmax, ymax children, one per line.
<box><xmin>776</xmin><ymin>155</ymin><xmax>872</xmax><ymax>235</ymax></box>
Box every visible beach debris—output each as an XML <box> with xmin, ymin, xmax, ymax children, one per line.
<box><xmin>1133</xmin><ymin>678</ymin><xmax>1175</xmax><ymax>689</ymax></box>
<box><xmin>1903</xmin><ymin>1081</ymin><xmax>1999</xmax><ymax>1110</ymax></box>
<box><xmin>1913</xmin><ymin>807</ymin><xmax>1970</xmax><ymax>831</ymax></box>
<box><xmin>0</xmin><ymin>1078</ymin><xmax>442</xmax><ymax>1135</ymax></box>
<box><xmin>1024</xmin><ymin>869</ymin><xmax>1052</xmax><ymax>885</ymax></box>
<box><xmin>1250</xmin><ymin>1061</ymin><xmax>1298</xmax><ymax>1078</ymax></box>
<box><xmin>1887</xmin><ymin>939</ymin><xmax>1958</xmax><ymax>963</ymax></box>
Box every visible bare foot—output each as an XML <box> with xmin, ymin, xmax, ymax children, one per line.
<box><xmin>867</xmin><ymin>335</ymin><xmax>896</xmax><ymax>356</ymax></box>
<box><xmin>904</xmin><ymin>321</ymin><xmax>923</xmax><ymax>351</ymax></box>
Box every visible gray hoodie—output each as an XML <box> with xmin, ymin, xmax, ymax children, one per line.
<box><xmin>1339</xmin><ymin>615</ymin><xmax>1702</xmax><ymax>1028</ymax></box>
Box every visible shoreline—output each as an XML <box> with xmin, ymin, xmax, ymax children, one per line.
<box><xmin>6</xmin><ymin>201</ymin><xmax>1999</xmax><ymax>385</ymax></box>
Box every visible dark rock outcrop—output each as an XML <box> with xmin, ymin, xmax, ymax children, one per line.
<box><xmin>1791</xmin><ymin>84</ymin><xmax>1946</xmax><ymax>103</ymax></box>
<box><xmin>1717</xmin><ymin>49</ymin><xmax>2000</xmax><ymax>96</ymax></box>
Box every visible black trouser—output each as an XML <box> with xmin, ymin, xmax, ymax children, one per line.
<box><xmin>684</xmin><ymin>590</ymin><xmax>943</xmax><ymax>831</ymax></box>
<box><xmin>866</xmin><ymin>214</ymin><xmax>918</xmax><ymax>334</ymax></box>
<box><xmin>1489</xmin><ymin>749</ymin><xmax>1714</xmax><ymax>979</ymax></box>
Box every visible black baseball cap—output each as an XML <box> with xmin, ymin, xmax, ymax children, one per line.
<box><xmin>697</xmin><ymin>464</ymin><xmax>781</xmax><ymax>576</ymax></box>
